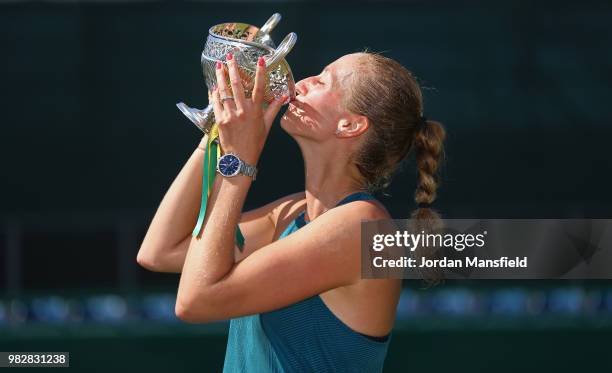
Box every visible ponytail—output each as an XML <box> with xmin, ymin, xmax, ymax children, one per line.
<box><xmin>409</xmin><ymin>118</ymin><xmax>446</xmax><ymax>285</ymax></box>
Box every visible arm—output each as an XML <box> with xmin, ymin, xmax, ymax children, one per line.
<box><xmin>136</xmin><ymin>135</ymin><xmax>208</xmax><ymax>272</ymax></box>
<box><xmin>175</xmin><ymin>169</ymin><xmax>252</xmax><ymax>318</ymax></box>
<box><xmin>175</xmin><ymin>51</ymin><xmax>287</xmax><ymax>318</ymax></box>
<box><xmin>139</xmin><ymin>54</ymin><xmax>284</xmax><ymax>273</ymax></box>
<box><xmin>175</xmin><ymin>199</ymin><xmax>387</xmax><ymax>323</ymax></box>
<box><xmin>137</xmin><ymin>135</ymin><xmax>288</xmax><ymax>273</ymax></box>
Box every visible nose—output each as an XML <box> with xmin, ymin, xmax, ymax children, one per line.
<box><xmin>295</xmin><ymin>75</ymin><xmax>319</xmax><ymax>97</ymax></box>
<box><xmin>295</xmin><ymin>79</ymin><xmax>308</xmax><ymax>96</ymax></box>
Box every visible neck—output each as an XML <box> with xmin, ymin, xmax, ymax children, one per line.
<box><xmin>300</xmin><ymin>144</ymin><xmax>366</xmax><ymax>223</ymax></box>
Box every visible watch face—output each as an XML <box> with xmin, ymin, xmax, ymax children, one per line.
<box><xmin>218</xmin><ymin>154</ymin><xmax>241</xmax><ymax>176</ymax></box>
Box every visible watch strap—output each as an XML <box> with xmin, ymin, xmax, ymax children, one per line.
<box><xmin>191</xmin><ymin>129</ymin><xmax>245</xmax><ymax>251</ymax></box>
<box><xmin>239</xmin><ymin>160</ymin><xmax>258</xmax><ymax>181</ymax></box>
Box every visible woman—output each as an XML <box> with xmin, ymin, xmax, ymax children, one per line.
<box><xmin>137</xmin><ymin>51</ymin><xmax>446</xmax><ymax>372</ymax></box>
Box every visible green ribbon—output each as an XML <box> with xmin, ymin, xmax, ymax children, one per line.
<box><xmin>192</xmin><ymin>132</ymin><xmax>245</xmax><ymax>251</ymax></box>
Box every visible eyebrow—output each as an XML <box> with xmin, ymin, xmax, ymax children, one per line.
<box><xmin>322</xmin><ymin>66</ymin><xmax>338</xmax><ymax>88</ymax></box>
<box><xmin>326</xmin><ymin>66</ymin><xmax>354</xmax><ymax>90</ymax></box>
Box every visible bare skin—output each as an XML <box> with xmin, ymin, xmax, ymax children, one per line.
<box><xmin>137</xmin><ymin>53</ymin><xmax>401</xmax><ymax>338</ymax></box>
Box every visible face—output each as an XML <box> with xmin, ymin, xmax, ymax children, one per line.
<box><xmin>280</xmin><ymin>53</ymin><xmax>364</xmax><ymax>141</ymax></box>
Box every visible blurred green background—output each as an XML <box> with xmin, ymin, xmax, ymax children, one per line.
<box><xmin>1</xmin><ymin>0</ymin><xmax>612</xmax><ymax>371</ymax></box>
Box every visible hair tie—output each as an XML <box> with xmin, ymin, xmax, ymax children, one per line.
<box><xmin>417</xmin><ymin>202</ymin><xmax>431</xmax><ymax>209</ymax></box>
<box><xmin>415</xmin><ymin>115</ymin><xmax>428</xmax><ymax>132</ymax></box>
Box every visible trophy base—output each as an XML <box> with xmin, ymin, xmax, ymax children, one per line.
<box><xmin>176</xmin><ymin>102</ymin><xmax>215</xmax><ymax>134</ymax></box>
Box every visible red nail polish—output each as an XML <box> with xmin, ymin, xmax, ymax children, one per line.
<box><xmin>258</xmin><ymin>57</ymin><xmax>265</xmax><ymax>67</ymax></box>
<box><xmin>227</xmin><ymin>52</ymin><xmax>233</xmax><ymax>61</ymax></box>
<box><xmin>216</xmin><ymin>61</ymin><xmax>222</xmax><ymax>70</ymax></box>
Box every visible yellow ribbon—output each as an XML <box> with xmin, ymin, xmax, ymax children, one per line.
<box><xmin>192</xmin><ymin>124</ymin><xmax>245</xmax><ymax>251</ymax></box>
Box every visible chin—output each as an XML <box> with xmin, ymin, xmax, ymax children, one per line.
<box><xmin>280</xmin><ymin>119</ymin><xmax>299</xmax><ymax>140</ymax></box>
<box><xmin>280</xmin><ymin>106</ymin><xmax>318</xmax><ymax>139</ymax></box>
<box><xmin>280</xmin><ymin>112</ymin><xmax>299</xmax><ymax>133</ymax></box>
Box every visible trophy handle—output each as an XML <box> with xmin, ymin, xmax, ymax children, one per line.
<box><xmin>176</xmin><ymin>102</ymin><xmax>215</xmax><ymax>134</ymax></box>
<box><xmin>265</xmin><ymin>32</ymin><xmax>297</xmax><ymax>68</ymax></box>
<box><xmin>260</xmin><ymin>13</ymin><xmax>282</xmax><ymax>35</ymax></box>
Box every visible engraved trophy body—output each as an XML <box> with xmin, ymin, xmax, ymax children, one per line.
<box><xmin>177</xmin><ymin>14</ymin><xmax>297</xmax><ymax>246</ymax></box>
<box><xmin>177</xmin><ymin>13</ymin><xmax>297</xmax><ymax>135</ymax></box>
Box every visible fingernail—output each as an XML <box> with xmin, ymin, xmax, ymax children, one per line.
<box><xmin>258</xmin><ymin>57</ymin><xmax>265</xmax><ymax>67</ymax></box>
<box><xmin>227</xmin><ymin>52</ymin><xmax>233</xmax><ymax>61</ymax></box>
<box><xmin>216</xmin><ymin>61</ymin><xmax>222</xmax><ymax>70</ymax></box>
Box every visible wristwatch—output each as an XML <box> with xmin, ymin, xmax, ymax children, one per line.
<box><xmin>216</xmin><ymin>152</ymin><xmax>258</xmax><ymax>181</ymax></box>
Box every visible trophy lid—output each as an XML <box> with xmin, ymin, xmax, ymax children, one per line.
<box><xmin>208</xmin><ymin>13</ymin><xmax>282</xmax><ymax>49</ymax></box>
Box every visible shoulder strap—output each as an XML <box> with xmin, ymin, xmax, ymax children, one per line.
<box><xmin>296</xmin><ymin>191</ymin><xmax>375</xmax><ymax>227</ymax></box>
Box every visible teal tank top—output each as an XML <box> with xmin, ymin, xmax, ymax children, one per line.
<box><xmin>223</xmin><ymin>191</ymin><xmax>392</xmax><ymax>373</ymax></box>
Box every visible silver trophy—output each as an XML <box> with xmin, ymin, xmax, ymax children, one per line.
<box><xmin>177</xmin><ymin>13</ymin><xmax>297</xmax><ymax>135</ymax></box>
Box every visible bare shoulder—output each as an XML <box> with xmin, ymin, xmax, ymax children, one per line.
<box><xmin>270</xmin><ymin>191</ymin><xmax>307</xmax><ymax>239</ymax></box>
<box><xmin>295</xmin><ymin>198</ymin><xmax>391</xmax><ymax>247</ymax></box>
<box><xmin>242</xmin><ymin>191</ymin><xmax>305</xmax><ymax>224</ymax></box>
<box><xmin>268</xmin><ymin>192</ymin><xmax>390</xmax><ymax>242</ymax></box>
<box><xmin>270</xmin><ymin>191</ymin><xmax>307</xmax><ymax>215</ymax></box>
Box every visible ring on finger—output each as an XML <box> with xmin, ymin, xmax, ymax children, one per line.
<box><xmin>221</xmin><ymin>96</ymin><xmax>235</xmax><ymax>102</ymax></box>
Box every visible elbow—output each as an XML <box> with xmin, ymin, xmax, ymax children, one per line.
<box><xmin>174</xmin><ymin>298</ymin><xmax>200</xmax><ymax>323</ymax></box>
<box><xmin>175</xmin><ymin>296</ymin><xmax>215</xmax><ymax>323</ymax></box>
<box><xmin>136</xmin><ymin>247</ymin><xmax>163</xmax><ymax>272</ymax></box>
<box><xmin>175</xmin><ymin>287</ymin><xmax>226</xmax><ymax>323</ymax></box>
<box><xmin>136</xmin><ymin>250</ymin><xmax>154</xmax><ymax>270</ymax></box>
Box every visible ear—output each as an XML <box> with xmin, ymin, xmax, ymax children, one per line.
<box><xmin>335</xmin><ymin>115</ymin><xmax>369</xmax><ymax>138</ymax></box>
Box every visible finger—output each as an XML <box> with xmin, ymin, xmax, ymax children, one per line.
<box><xmin>252</xmin><ymin>56</ymin><xmax>266</xmax><ymax>106</ymax></box>
<box><xmin>226</xmin><ymin>52</ymin><xmax>246</xmax><ymax>111</ymax></box>
<box><xmin>215</xmin><ymin>60</ymin><xmax>235</xmax><ymax>111</ymax></box>
<box><xmin>211</xmin><ymin>86</ymin><xmax>224</xmax><ymax>121</ymax></box>
<box><xmin>263</xmin><ymin>95</ymin><xmax>287</xmax><ymax>132</ymax></box>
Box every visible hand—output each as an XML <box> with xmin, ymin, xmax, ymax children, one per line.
<box><xmin>211</xmin><ymin>52</ymin><xmax>287</xmax><ymax>165</ymax></box>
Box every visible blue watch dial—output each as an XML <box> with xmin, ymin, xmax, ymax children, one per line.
<box><xmin>218</xmin><ymin>154</ymin><xmax>241</xmax><ymax>176</ymax></box>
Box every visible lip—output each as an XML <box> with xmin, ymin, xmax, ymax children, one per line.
<box><xmin>290</xmin><ymin>88</ymin><xmax>303</xmax><ymax>102</ymax></box>
<box><xmin>289</xmin><ymin>96</ymin><xmax>303</xmax><ymax>105</ymax></box>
